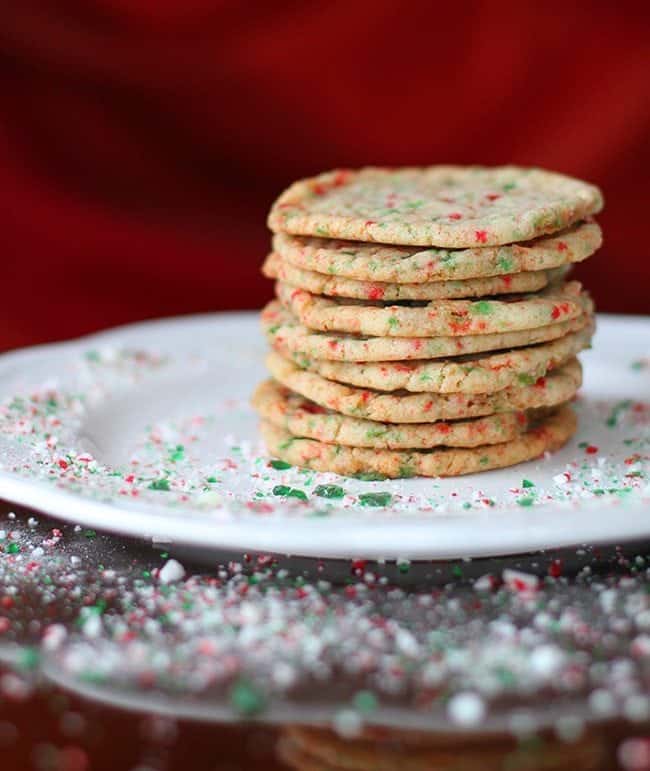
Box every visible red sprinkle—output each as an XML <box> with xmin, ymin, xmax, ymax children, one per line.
<box><xmin>367</xmin><ymin>286</ymin><xmax>385</xmax><ymax>301</ymax></box>
<box><xmin>301</xmin><ymin>402</ymin><xmax>327</xmax><ymax>415</ymax></box>
<box><xmin>351</xmin><ymin>560</ymin><xmax>367</xmax><ymax>575</ymax></box>
<box><xmin>585</xmin><ymin>445</ymin><xmax>599</xmax><ymax>454</ymax></box>
<box><xmin>475</xmin><ymin>230</ymin><xmax>488</xmax><ymax>243</ymax></box>
<box><xmin>332</xmin><ymin>170</ymin><xmax>351</xmax><ymax>186</ymax></box>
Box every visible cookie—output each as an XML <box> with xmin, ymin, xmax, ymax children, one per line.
<box><xmin>262</xmin><ymin>301</ymin><xmax>593</xmax><ymax>362</ymax></box>
<box><xmin>272</xmin><ymin>221</ymin><xmax>601</xmax><ymax>284</ymax></box>
<box><xmin>279</xmin><ymin>318</ymin><xmax>594</xmax><ymax>394</ymax></box>
<box><xmin>259</xmin><ymin>405</ymin><xmax>577</xmax><ymax>478</ymax></box>
<box><xmin>266</xmin><ymin>352</ymin><xmax>582</xmax><ymax>423</ymax></box>
<box><xmin>253</xmin><ymin>379</ymin><xmax>537</xmax><ymax>449</ymax></box>
<box><xmin>263</xmin><ymin>251</ymin><xmax>566</xmax><ymax>300</ymax></box>
<box><xmin>275</xmin><ymin>280</ymin><xmax>591</xmax><ymax>338</ymax></box>
<box><xmin>280</xmin><ymin>725</ymin><xmax>606</xmax><ymax>771</ymax></box>
<box><xmin>268</xmin><ymin>166</ymin><xmax>603</xmax><ymax>247</ymax></box>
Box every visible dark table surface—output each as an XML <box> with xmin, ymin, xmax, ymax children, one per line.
<box><xmin>0</xmin><ymin>501</ymin><xmax>648</xmax><ymax>771</ymax></box>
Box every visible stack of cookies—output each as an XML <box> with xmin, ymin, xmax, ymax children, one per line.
<box><xmin>253</xmin><ymin>166</ymin><xmax>603</xmax><ymax>479</ymax></box>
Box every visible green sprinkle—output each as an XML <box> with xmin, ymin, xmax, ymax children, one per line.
<box><xmin>314</xmin><ymin>484</ymin><xmax>345</xmax><ymax>499</ymax></box>
<box><xmin>471</xmin><ymin>300</ymin><xmax>493</xmax><ymax>315</ymax></box>
<box><xmin>495</xmin><ymin>666</ymin><xmax>516</xmax><ymax>687</ymax></box>
<box><xmin>287</xmin><ymin>489</ymin><xmax>308</xmax><ymax>501</ymax></box>
<box><xmin>272</xmin><ymin>485</ymin><xmax>291</xmax><ymax>496</ymax></box>
<box><xmin>578</xmin><ymin>441</ymin><xmax>589</xmax><ymax>449</ymax></box>
<box><xmin>398</xmin><ymin>464</ymin><xmax>416</xmax><ymax>478</ymax></box>
<box><xmin>497</xmin><ymin>256</ymin><xmax>514</xmax><ymax>272</ymax></box>
<box><xmin>84</xmin><ymin>529</ymin><xmax>96</xmax><ymax>539</ymax></box>
<box><xmin>17</xmin><ymin>647</ymin><xmax>40</xmax><ymax>671</ymax></box>
<box><xmin>84</xmin><ymin>350</ymin><xmax>101</xmax><ymax>362</ymax></box>
<box><xmin>398</xmin><ymin>560</ymin><xmax>410</xmax><ymax>574</ymax></box>
<box><xmin>358</xmin><ymin>492</ymin><xmax>392</xmax><ymax>507</ymax></box>
<box><xmin>168</xmin><ymin>445</ymin><xmax>185</xmax><ymax>462</ymax></box>
<box><xmin>517</xmin><ymin>373</ymin><xmax>536</xmax><ymax>386</ymax></box>
<box><xmin>452</xmin><ymin>565</ymin><xmax>463</xmax><ymax>578</ymax></box>
<box><xmin>502</xmin><ymin>182</ymin><xmax>517</xmax><ymax>192</ymax></box>
<box><xmin>517</xmin><ymin>496</ymin><xmax>535</xmax><ymax>507</ymax></box>
<box><xmin>206</xmin><ymin>476</ymin><xmax>218</xmax><ymax>483</ymax></box>
<box><xmin>522</xmin><ymin>479</ymin><xmax>535</xmax><ymax>489</ymax></box>
<box><xmin>230</xmin><ymin>679</ymin><xmax>266</xmax><ymax>717</ymax></box>
<box><xmin>7</xmin><ymin>542</ymin><xmax>20</xmax><ymax>554</ymax></box>
<box><xmin>387</xmin><ymin>316</ymin><xmax>400</xmax><ymax>329</ymax></box>
<box><xmin>365</xmin><ymin>428</ymin><xmax>388</xmax><ymax>439</ymax></box>
<box><xmin>353</xmin><ymin>472</ymin><xmax>388</xmax><ymax>481</ymax></box>
<box><xmin>267</xmin><ymin>324</ymin><xmax>280</xmax><ymax>335</ymax></box>
<box><xmin>270</xmin><ymin>459</ymin><xmax>292</xmax><ymax>470</ymax></box>
<box><xmin>148</xmin><ymin>479</ymin><xmax>171</xmax><ymax>491</ymax></box>
<box><xmin>606</xmin><ymin>400</ymin><xmax>632</xmax><ymax>428</ymax></box>
<box><xmin>462</xmin><ymin>501</ymin><xmax>472</xmax><ymax>510</ymax></box>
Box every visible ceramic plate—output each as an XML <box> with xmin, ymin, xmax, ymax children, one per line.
<box><xmin>0</xmin><ymin>312</ymin><xmax>647</xmax><ymax>559</ymax></box>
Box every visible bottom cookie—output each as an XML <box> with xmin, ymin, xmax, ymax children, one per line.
<box><xmin>260</xmin><ymin>406</ymin><xmax>577</xmax><ymax>478</ymax></box>
<box><xmin>279</xmin><ymin>725</ymin><xmax>606</xmax><ymax>771</ymax></box>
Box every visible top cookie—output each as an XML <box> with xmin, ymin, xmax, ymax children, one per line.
<box><xmin>268</xmin><ymin>166</ymin><xmax>603</xmax><ymax>247</ymax></box>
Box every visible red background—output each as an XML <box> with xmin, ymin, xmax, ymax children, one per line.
<box><xmin>1</xmin><ymin>2</ymin><xmax>649</xmax><ymax>351</ymax></box>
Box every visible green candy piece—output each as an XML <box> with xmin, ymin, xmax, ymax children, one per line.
<box><xmin>269</xmin><ymin>459</ymin><xmax>292</xmax><ymax>470</ymax></box>
<box><xmin>272</xmin><ymin>485</ymin><xmax>307</xmax><ymax>501</ymax></box>
<box><xmin>358</xmin><ymin>492</ymin><xmax>392</xmax><ymax>507</ymax></box>
<box><xmin>353</xmin><ymin>690</ymin><xmax>378</xmax><ymax>713</ymax></box>
<box><xmin>230</xmin><ymin>680</ymin><xmax>266</xmax><ymax>717</ymax></box>
<box><xmin>313</xmin><ymin>484</ymin><xmax>345</xmax><ymax>499</ymax></box>
<box><xmin>169</xmin><ymin>445</ymin><xmax>185</xmax><ymax>462</ymax></box>
<box><xmin>148</xmin><ymin>479</ymin><xmax>170</xmax><ymax>491</ymax></box>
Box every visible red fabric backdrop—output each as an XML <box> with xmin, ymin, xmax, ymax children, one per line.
<box><xmin>0</xmin><ymin>2</ymin><xmax>649</xmax><ymax>350</ymax></box>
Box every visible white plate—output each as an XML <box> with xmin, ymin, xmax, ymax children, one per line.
<box><xmin>0</xmin><ymin>312</ymin><xmax>647</xmax><ymax>559</ymax></box>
